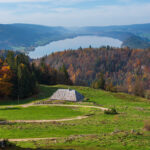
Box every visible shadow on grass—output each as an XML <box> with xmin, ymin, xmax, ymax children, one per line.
<box><xmin>0</xmin><ymin>85</ymin><xmax>59</xmax><ymax>106</ymax></box>
<box><xmin>0</xmin><ymin>108</ymin><xmax>20</xmax><ymax>110</ymax></box>
<box><xmin>0</xmin><ymin>121</ymin><xmax>16</xmax><ymax>125</ymax></box>
<box><xmin>3</xmin><ymin>147</ymin><xmax>74</xmax><ymax>150</ymax></box>
<box><xmin>0</xmin><ymin>141</ymin><xmax>74</xmax><ymax>150</ymax></box>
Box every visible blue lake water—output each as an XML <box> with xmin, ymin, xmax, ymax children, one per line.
<box><xmin>28</xmin><ymin>36</ymin><xmax>123</xmax><ymax>59</ymax></box>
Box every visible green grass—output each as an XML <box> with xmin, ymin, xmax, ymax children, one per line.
<box><xmin>0</xmin><ymin>84</ymin><xmax>150</xmax><ymax>150</ymax></box>
<box><xmin>0</xmin><ymin>85</ymin><xmax>58</xmax><ymax>105</ymax></box>
<box><xmin>0</xmin><ymin>106</ymin><xmax>90</xmax><ymax>120</ymax></box>
<box><xmin>14</xmin><ymin>133</ymin><xmax>150</xmax><ymax>150</ymax></box>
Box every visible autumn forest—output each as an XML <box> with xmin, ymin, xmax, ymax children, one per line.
<box><xmin>35</xmin><ymin>46</ymin><xmax>150</xmax><ymax>99</ymax></box>
<box><xmin>0</xmin><ymin>46</ymin><xmax>150</xmax><ymax>100</ymax></box>
<box><xmin>0</xmin><ymin>51</ymin><xmax>71</xmax><ymax>99</ymax></box>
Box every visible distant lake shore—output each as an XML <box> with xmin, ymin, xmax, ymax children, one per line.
<box><xmin>28</xmin><ymin>36</ymin><xmax>123</xmax><ymax>59</ymax></box>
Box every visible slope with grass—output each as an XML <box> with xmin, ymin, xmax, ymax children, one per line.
<box><xmin>0</xmin><ymin>85</ymin><xmax>150</xmax><ymax>150</ymax></box>
<box><xmin>0</xmin><ymin>106</ymin><xmax>91</xmax><ymax>121</ymax></box>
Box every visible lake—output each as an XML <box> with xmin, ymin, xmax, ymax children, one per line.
<box><xmin>28</xmin><ymin>36</ymin><xmax>123</xmax><ymax>59</ymax></box>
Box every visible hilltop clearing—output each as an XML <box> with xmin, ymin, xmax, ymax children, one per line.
<box><xmin>0</xmin><ymin>85</ymin><xmax>150</xmax><ymax>149</ymax></box>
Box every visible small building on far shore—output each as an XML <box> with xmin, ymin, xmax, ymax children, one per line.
<box><xmin>50</xmin><ymin>89</ymin><xmax>84</xmax><ymax>102</ymax></box>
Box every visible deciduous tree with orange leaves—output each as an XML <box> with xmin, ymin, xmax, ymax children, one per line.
<box><xmin>0</xmin><ymin>64</ymin><xmax>13</xmax><ymax>97</ymax></box>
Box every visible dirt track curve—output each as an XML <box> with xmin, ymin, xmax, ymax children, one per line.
<box><xmin>0</xmin><ymin>103</ymin><xmax>108</xmax><ymax>124</ymax></box>
<box><xmin>0</xmin><ymin>103</ymin><xmax>108</xmax><ymax>123</ymax></box>
<box><xmin>0</xmin><ymin>115</ymin><xmax>89</xmax><ymax>123</ymax></box>
<box><xmin>21</xmin><ymin>103</ymin><xmax>108</xmax><ymax>111</ymax></box>
<box><xmin>0</xmin><ymin>103</ymin><xmax>108</xmax><ymax>142</ymax></box>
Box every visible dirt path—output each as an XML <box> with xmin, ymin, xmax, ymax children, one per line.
<box><xmin>0</xmin><ymin>103</ymin><xmax>108</xmax><ymax>142</ymax></box>
<box><xmin>0</xmin><ymin>137</ymin><xmax>58</xmax><ymax>142</ymax></box>
<box><xmin>0</xmin><ymin>115</ymin><xmax>89</xmax><ymax>123</ymax></box>
<box><xmin>20</xmin><ymin>103</ymin><xmax>108</xmax><ymax>111</ymax></box>
<box><xmin>2</xmin><ymin>135</ymin><xmax>96</xmax><ymax>142</ymax></box>
<box><xmin>0</xmin><ymin>103</ymin><xmax>108</xmax><ymax>111</ymax></box>
<box><xmin>0</xmin><ymin>103</ymin><xmax>108</xmax><ymax>123</ymax></box>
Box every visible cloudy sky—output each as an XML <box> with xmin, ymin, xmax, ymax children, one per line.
<box><xmin>0</xmin><ymin>0</ymin><xmax>150</xmax><ymax>26</ymax></box>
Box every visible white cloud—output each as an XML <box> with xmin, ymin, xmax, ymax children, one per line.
<box><xmin>0</xmin><ymin>0</ymin><xmax>94</xmax><ymax>3</ymax></box>
<box><xmin>0</xmin><ymin>0</ymin><xmax>48</xmax><ymax>2</ymax></box>
<box><xmin>0</xmin><ymin>3</ymin><xmax>150</xmax><ymax>26</ymax></box>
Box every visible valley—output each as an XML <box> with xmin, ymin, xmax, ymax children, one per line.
<box><xmin>0</xmin><ymin>23</ymin><xmax>150</xmax><ymax>53</ymax></box>
<box><xmin>1</xmin><ymin>0</ymin><xmax>150</xmax><ymax>149</ymax></box>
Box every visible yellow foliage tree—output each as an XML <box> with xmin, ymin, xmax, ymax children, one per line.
<box><xmin>0</xmin><ymin>65</ymin><xmax>13</xmax><ymax>97</ymax></box>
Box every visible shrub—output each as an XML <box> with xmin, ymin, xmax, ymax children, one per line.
<box><xmin>104</xmin><ymin>108</ymin><xmax>118</xmax><ymax>115</ymax></box>
<box><xmin>133</xmin><ymin>78</ymin><xmax>145</xmax><ymax>97</ymax></box>
<box><xmin>0</xmin><ymin>118</ymin><xmax>6</xmax><ymax>121</ymax></box>
<box><xmin>84</xmin><ymin>97</ymin><xmax>89</xmax><ymax>101</ymax></box>
<box><xmin>105</xmin><ymin>83</ymin><xmax>117</xmax><ymax>92</ymax></box>
<box><xmin>145</xmin><ymin>90</ymin><xmax>150</xmax><ymax>100</ymax></box>
<box><xmin>144</xmin><ymin>120</ymin><xmax>150</xmax><ymax>131</ymax></box>
<box><xmin>91</xmin><ymin>73</ymin><xmax>105</xmax><ymax>90</ymax></box>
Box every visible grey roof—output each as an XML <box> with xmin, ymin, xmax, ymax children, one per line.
<box><xmin>50</xmin><ymin>89</ymin><xmax>84</xmax><ymax>102</ymax></box>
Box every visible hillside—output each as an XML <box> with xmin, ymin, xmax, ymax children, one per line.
<box><xmin>0</xmin><ymin>84</ymin><xmax>150</xmax><ymax>150</ymax></box>
<box><xmin>69</xmin><ymin>23</ymin><xmax>150</xmax><ymax>49</ymax></box>
<box><xmin>35</xmin><ymin>47</ymin><xmax>150</xmax><ymax>95</ymax></box>
<box><xmin>0</xmin><ymin>24</ymin><xmax>75</xmax><ymax>52</ymax></box>
<box><xmin>122</xmin><ymin>35</ymin><xmax>150</xmax><ymax>49</ymax></box>
<box><xmin>79</xmin><ymin>23</ymin><xmax>150</xmax><ymax>40</ymax></box>
<box><xmin>0</xmin><ymin>23</ymin><xmax>150</xmax><ymax>51</ymax></box>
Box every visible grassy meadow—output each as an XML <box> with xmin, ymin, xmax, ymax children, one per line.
<box><xmin>0</xmin><ymin>85</ymin><xmax>150</xmax><ymax>150</ymax></box>
<box><xmin>0</xmin><ymin>106</ymin><xmax>92</xmax><ymax>120</ymax></box>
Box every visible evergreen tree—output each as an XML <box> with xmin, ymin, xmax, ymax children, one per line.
<box><xmin>59</xmin><ymin>64</ymin><xmax>69</xmax><ymax>79</ymax></box>
<box><xmin>6</xmin><ymin>51</ymin><xmax>16</xmax><ymax>71</ymax></box>
<box><xmin>59</xmin><ymin>64</ymin><xmax>72</xmax><ymax>85</ymax></box>
<box><xmin>91</xmin><ymin>73</ymin><xmax>105</xmax><ymax>89</ymax></box>
<box><xmin>6</xmin><ymin>51</ymin><xmax>18</xmax><ymax>98</ymax></box>
<box><xmin>17</xmin><ymin>63</ymin><xmax>36</xmax><ymax>98</ymax></box>
<box><xmin>97</xmin><ymin>73</ymin><xmax>105</xmax><ymax>90</ymax></box>
<box><xmin>15</xmin><ymin>54</ymin><xmax>36</xmax><ymax>99</ymax></box>
<box><xmin>15</xmin><ymin>53</ymin><xmax>30</xmax><ymax>68</ymax></box>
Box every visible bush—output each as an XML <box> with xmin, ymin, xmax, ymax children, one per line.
<box><xmin>105</xmin><ymin>83</ymin><xmax>117</xmax><ymax>92</ymax></box>
<box><xmin>144</xmin><ymin>120</ymin><xmax>150</xmax><ymax>131</ymax></box>
<box><xmin>0</xmin><ymin>139</ymin><xmax>12</xmax><ymax>148</ymax></box>
<box><xmin>0</xmin><ymin>118</ymin><xmax>6</xmax><ymax>121</ymax></box>
<box><xmin>133</xmin><ymin>78</ymin><xmax>145</xmax><ymax>97</ymax></box>
<box><xmin>91</xmin><ymin>73</ymin><xmax>105</xmax><ymax>90</ymax></box>
<box><xmin>145</xmin><ymin>90</ymin><xmax>150</xmax><ymax>100</ymax></box>
<box><xmin>104</xmin><ymin>108</ymin><xmax>118</xmax><ymax>115</ymax></box>
<box><xmin>84</xmin><ymin>97</ymin><xmax>89</xmax><ymax>101</ymax></box>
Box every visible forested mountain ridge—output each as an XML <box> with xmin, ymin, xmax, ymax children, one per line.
<box><xmin>0</xmin><ymin>24</ymin><xmax>75</xmax><ymax>52</ymax></box>
<box><xmin>35</xmin><ymin>47</ymin><xmax>150</xmax><ymax>97</ymax></box>
<box><xmin>0</xmin><ymin>23</ymin><xmax>150</xmax><ymax>51</ymax></box>
<box><xmin>0</xmin><ymin>50</ymin><xmax>20</xmax><ymax>58</ymax></box>
<box><xmin>76</xmin><ymin>23</ymin><xmax>150</xmax><ymax>49</ymax></box>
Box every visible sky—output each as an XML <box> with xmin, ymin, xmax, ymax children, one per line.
<box><xmin>0</xmin><ymin>0</ymin><xmax>150</xmax><ymax>26</ymax></box>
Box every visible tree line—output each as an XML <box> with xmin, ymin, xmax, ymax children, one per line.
<box><xmin>0</xmin><ymin>51</ymin><xmax>72</xmax><ymax>99</ymax></box>
<box><xmin>36</xmin><ymin>47</ymin><xmax>150</xmax><ymax>99</ymax></box>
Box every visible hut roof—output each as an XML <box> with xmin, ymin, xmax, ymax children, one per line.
<box><xmin>50</xmin><ymin>89</ymin><xmax>84</xmax><ymax>102</ymax></box>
